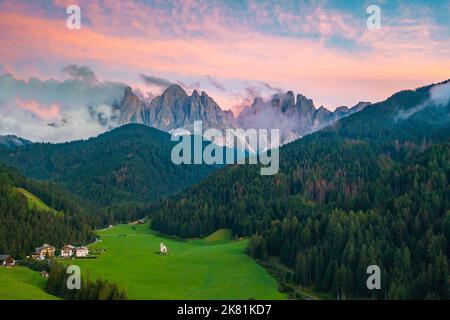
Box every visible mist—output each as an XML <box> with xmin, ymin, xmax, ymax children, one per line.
<box><xmin>0</xmin><ymin>66</ymin><xmax>126</xmax><ymax>143</ymax></box>
<box><xmin>396</xmin><ymin>81</ymin><xmax>450</xmax><ymax>121</ymax></box>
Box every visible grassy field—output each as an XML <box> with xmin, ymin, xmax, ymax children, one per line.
<box><xmin>14</xmin><ymin>187</ymin><xmax>57</xmax><ymax>213</ymax></box>
<box><xmin>64</xmin><ymin>224</ymin><xmax>286</xmax><ymax>300</ymax></box>
<box><xmin>0</xmin><ymin>267</ymin><xmax>58</xmax><ymax>300</ymax></box>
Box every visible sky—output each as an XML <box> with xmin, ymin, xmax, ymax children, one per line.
<box><xmin>0</xmin><ymin>0</ymin><xmax>449</xmax><ymax>142</ymax></box>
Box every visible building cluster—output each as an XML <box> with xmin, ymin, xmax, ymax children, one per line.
<box><xmin>60</xmin><ymin>245</ymin><xmax>89</xmax><ymax>258</ymax></box>
<box><xmin>31</xmin><ymin>243</ymin><xmax>89</xmax><ymax>260</ymax></box>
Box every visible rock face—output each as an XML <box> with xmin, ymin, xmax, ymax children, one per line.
<box><xmin>114</xmin><ymin>85</ymin><xmax>370</xmax><ymax>146</ymax></box>
<box><xmin>237</xmin><ymin>92</ymin><xmax>370</xmax><ymax>144</ymax></box>
<box><xmin>116</xmin><ymin>87</ymin><xmax>147</xmax><ymax>125</ymax></box>
<box><xmin>114</xmin><ymin>85</ymin><xmax>236</xmax><ymax>132</ymax></box>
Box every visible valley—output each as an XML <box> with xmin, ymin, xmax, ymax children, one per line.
<box><xmin>61</xmin><ymin>224</ymin><xmax>286</xmax><ymax>300</ymax></box>
<box><xmin>0</xmin><ymin>79</ymin><xmax>449</xmax><ymax>300</ymax></box>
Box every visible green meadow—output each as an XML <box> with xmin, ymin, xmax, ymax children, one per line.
<box><xmin>65</xmin><ymin>224</ymin><xmax>286</xmax><ymax>300</ymax></box>
<box><xmin>0</xmin><ymin>267</ymin><xmax>58</xmax><ymax>300</ymax></box>
<box><xmin>14</xmin><ymin>187</ymin><xmax>57</xmax><ymax>214</ymax></box>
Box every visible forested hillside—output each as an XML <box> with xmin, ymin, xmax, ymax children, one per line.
<box><xmin>0</xmin><ymin>163</ymin><xmax>95</xmax><ymax>258</ymax></box>
<box><xmin>150</xmin><ymin>81</ymin><xmax>450</xmax><ymax>299</ymax></box>
<box><xmin>249</xmin><ymin>142</ymin><xmax>449</xmax><ymax>299</ymax></box>
<box><xmin>0</xmin><ymin>124</ymin><xmax>218</xmax><ymax>206</ymax></box>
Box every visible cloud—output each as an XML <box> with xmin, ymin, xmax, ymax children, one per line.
<box><xmin>0</xmin><ymin>68</ymin><xmax>126</xmax><ymax>142</ymax></box>
<box><xmin>230</xmin><ymin>85</ymin><xmax>263</xmax><ymax>115</ymax></box>
<box><xmin>62</xmin><ymin>64</ymin><xmax>98</xmax><ymax>84</ymax></box>
<box><xmin>259</xmin><ymin>82</ymin><xmax>283</xmax><ymax>93</ymax></box>
<box><xmin>15</xmin><ymin>98</ymin><xmax>60</xmax><ymax>119</ymax></box>
<box><xmin>206</xmin><ymin>75</ymin><xmax>227</xmax><ymax>91</ymax></box>
<box><xmin>140</xmin><ymin>74</ymin><xmax>173</xmax><ymax>88</ymax></box>
<box><xmin>396</xmin><ymin>81</ymin><xmax>450</xmax><ymax>121</ymax></box>
<box><xmin>177</xmin><ymin>81</ymin><xmax>201</xmax><ymax>93</ymax></box>
<box><xmin>236</xmin><ymin>93</ymin><xmax>304</xmax><ymax>140</ymax></box>
<box><xmin>0</xmin><ymin>101</ymin><xmax>118</xmax><ymax>143</ymax></box>
<box><xmin>0</xmin><ymin>0</ymin><xmax>449</xmax><ymax>114</ymax></box>
<box><xmin>430</xmin><ymin>81</ymin><xmax>450</xmax><ymax>105</ymax></box>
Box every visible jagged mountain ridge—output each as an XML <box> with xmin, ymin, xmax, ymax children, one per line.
<box><xmin>114</xmin><ymin>84</ymin><xmax>236</xmax><ymax>132</ymax></box>
<box><xmin>113</xmin><ymin>85</ymin><xmax>370</xmax><ymax>146</ymax></box>
<box><xmin>237</xmin><ymin>91</ymin><xmax>370</xmax><ymax>144</ymax></box>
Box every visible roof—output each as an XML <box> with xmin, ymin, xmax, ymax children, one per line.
<box><xmin>76</xmin><ymin>247</ymin><xmax>88</xmax><ymax>250</ymax></box>
<box><xmin>35</xmin><ymin>244</ymin><xmax>55</xmax><ymax>252</ymax></box>
<box><xmin>0</xmin><ymin>254</ymin><xmax>13</xmax><ymax>260</ymax></box>
<box><xmin>62</xmin><ymin>245</ymin><xmax>75</xmax><ymax>249</ymax></box>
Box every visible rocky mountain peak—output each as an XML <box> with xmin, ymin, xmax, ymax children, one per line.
<box><xmin>162</xmin><ymin>84</ymin><xmax>188</xmax><ymax>100</ymax></box>
<box><xmin>296</xmin><ymin>94</ymin><xmax>316</xmax><ymax>115</ymax></box>
<box><xmin>271</xmin><ymin>94</ymin><xmax>281</xmax><ymax>108</ymax></box>
<box><xmin>122</xmin><ymin>86</ymin><xmax>140</xmax><ymax>107</ymax></box>
<box><xmin>115</xmin><ymin>85</ymin><xmax>236</xmax><ymax>132</ymax></box>
<box><xmin>236</xmin><ymin>89</ymin><xmax>370</xmax><ymax>145</ymax></box>
<box><xmin>281</xmin><ymin>91</ymin><xmax>296</xmax><ymax>112</ymax></box>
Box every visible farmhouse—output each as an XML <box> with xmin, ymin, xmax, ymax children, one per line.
<box><xmin>33</xmin><ymin>244</ymin><xmax>56</xmax><ymax>260</ymax></box>
<box><xmin>75</xmin><ymin>247</ymin><xmax>89</xmax><ymax>257</ymax></box>
<box><xmin>60</xmin><ymin>245</ymin><xmax>76</xmax><ymax>258</ymax></box>
<box><xmin>40</xmin><ymin>271</ymin><xmax>49</xmax><ymax>278</ymax></box>
<box><xmin>0</xmin><ymin>254</ymin><xmax>15</xmax><ymax>266</ymax></box>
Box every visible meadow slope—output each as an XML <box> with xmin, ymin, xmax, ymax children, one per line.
<box><xmin>0</xmin><ymin>267</ymin><xmax>58</xmax><ymax>300</ymax></box>
<box><xmin>68</xmin><ymin>224</ymin><xmax>286</xmax><ymax>300</ymax></box>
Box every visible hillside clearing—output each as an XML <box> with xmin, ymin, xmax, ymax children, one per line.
<box><xmin>13</xmin><ymin>187</ymin><xmax>57</xmax><ymax>214</ymax></box>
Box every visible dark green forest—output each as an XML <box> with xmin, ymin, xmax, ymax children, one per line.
<box><xmin>0</xmin><ymin>124</ymin><xmax>217</xmax><ymax>206</ymax></box>
<box><xmin>0</xmin><ymin>163</ymin><xmax>94</xmax><ymax>258</ymax></box>
<box><xmin>150</xmin><ymin>81</ymin><xmax>450</xmax><ymax>299</ymax></box>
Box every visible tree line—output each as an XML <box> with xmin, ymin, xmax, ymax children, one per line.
<box><xmin>46</xmin><ymin>262</ymin><xmax>127</xmax><ymax>300</ymax></box>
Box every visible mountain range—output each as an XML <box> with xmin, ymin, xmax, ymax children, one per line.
<box><xmin>0</xmin><ymin>78</ymin><xmax>449</xmax><ymax>299</ymax></box>
<box><xmin>237</xmin><ymin>92</ymin><xmax>370</xmax><ymax>144</ymax></box>
<box><xmin>113</xmin><ymin>85</ymin><xmax>370</xmax><ymax>145</ymax></box>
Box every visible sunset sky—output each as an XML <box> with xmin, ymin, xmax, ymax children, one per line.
<box><xmin>0</xmin><ymin>0</ymin><xmax>449</xmax><ymax>141</ymax></box>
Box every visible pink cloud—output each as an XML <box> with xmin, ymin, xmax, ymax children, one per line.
<box><xmin>15</xmin><ymin>98</ymin><xmax>61</xmax><ymax>120</ymax></box>
<box><xmin>0</xmin><ymin>1</ymin><xmax>449</xmax><ymax>114</ymax></box>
